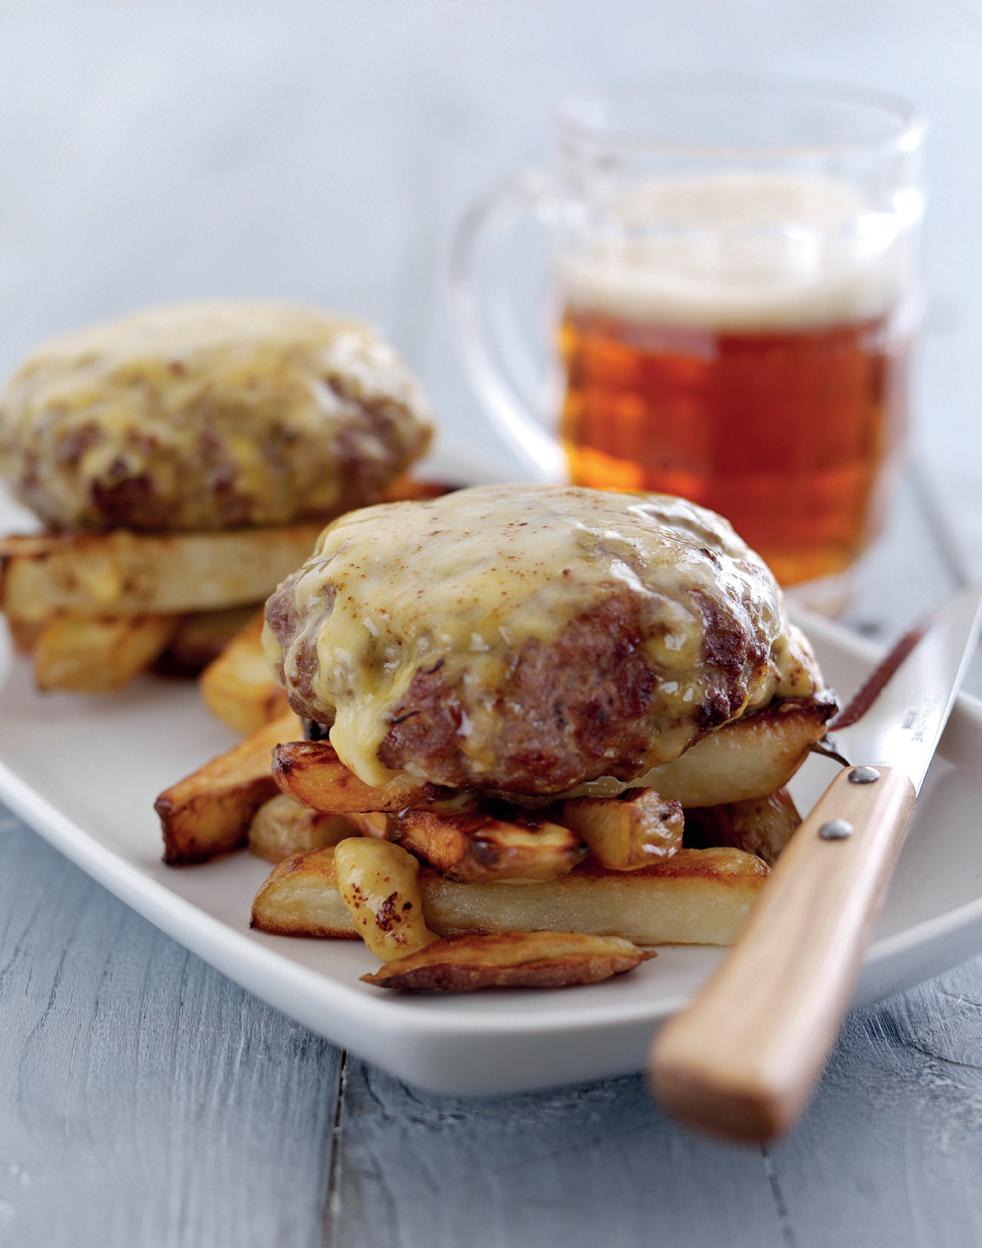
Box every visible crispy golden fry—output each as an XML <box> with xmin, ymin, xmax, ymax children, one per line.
<box><xmin>200</xmin><ymin>611</ymin><xmax>288</xmax><ymax>734</ymax></box>
<box><xmin>159</xmin><ymin>606</ymin><xmax>256</xmax><ymax>676</ymax></box>
<box><xmin>344</xmin><ymin>811</ymin><xmax>391</xmax><ymax>838</ymax></box>
<box><xmin>156</xmin><ymin>712</ymin><xmax>301</xmax><ymax>864</ymax></box>
<box><xmin>0</xmin><ymin>524</ymin><xmax>322</xmax><ymax>623</ymax></box>
<box><xmin>250</xmin><ymin>845</ymin><xmax>767</xmax><ymax>946</ymax></box>
<box><xmin>587</xmin><ymin>696</ymin><xmax>834</xmax><ymax>808</ymax></box>
<box><xmin>5</xmin><ymin>613</ymin><xmax>43</xmax><ymax>652</ymax></box>
<box><xmin>248</xmin><ymin>793</ymin><xmax>355</xmax><ymax>863</ymax></box>
<box><xmin>34</xmin><ymin>613</ymin><xmax>179</xmax><ymax>692</ymax></box>
<box><xmin>391</xmin><ymin>808</ymin><xmax>586</xmax><ymax>882</ymax></box>
<box><xmin>6</xmin><ymin>597</ymin><xmax>252</xmax><ymax>682</ymax></box>
<box><xmin>362</xmin><ymin>930</ymin><xmax>653</xmax><ymax>992</ymax></box>
<box><xmin>332</xmin><ymin>839</ymin><xmax>437</xmax><ymax>960</ymax></box>
<box><xmin>558</xmin><ymin>790</ymin><xmax>683</xmax><ymax>871</ymax></box>
<box><xmin>252</xmin><ymin>849</ymin><xmax>353</xmax><ymax>937</ymax></box>
<box><xmin>272</xmin><ymin>740</ymin><xmax>467</xmax><ymax>813</ymax></box>
<box><xmin>686</xmin><ymin>788</ymin><xmax>801</xmax><ymax>867</ymax></box>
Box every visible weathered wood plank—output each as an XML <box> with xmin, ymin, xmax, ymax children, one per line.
<box><xmin>770</xmin><ymin>963</ymin><xmax>982</xmax><ymax>1248</ymax></box>
<box><xmin>328</xmin><ymin>954</ymin><xmax>982</xmax><ymax>1248</ymax></box>
<box><xmin>0</xmin><ymin>811</ymin><xmax>341</xmax><ymax>1248</ymax></box>
<box><xmin>324</xmin><ymin>946</ymin><xmax>982</xmax><ymax>1248</ymax></box>
<box><xmin>327</xmin><ymin>1062</ymin><xmax>790</xmax><ymax>1248</ymax></box>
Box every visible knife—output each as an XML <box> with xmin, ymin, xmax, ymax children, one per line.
<box><xmin>650</xmin><ymin>587</ymin><xmax>982</xmax><ymax>1143</ymax></box>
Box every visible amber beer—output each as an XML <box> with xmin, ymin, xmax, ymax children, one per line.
<box><xmin>559</xmin><ymin>309</ymin><xmax>907</xmax><ymax>586</ymax></box>
<box><xmin>555</xmin><ymin>177</ymin><xmax>911</xmax><ymax>588</ymax></box>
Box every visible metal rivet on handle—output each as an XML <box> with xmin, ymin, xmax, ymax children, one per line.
<box><xmin>819</xmin><ymin>819</ymin><xmax>854</xmax><ymax>841</ymax></box>
<box><xmin>848</xmin><ymin>766</ymin><xmax>880</xmax><ymax>785</ymax></box>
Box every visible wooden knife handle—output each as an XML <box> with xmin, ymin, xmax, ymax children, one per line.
<box><xmin>650</xmin><ymin>766</ymin><xmax>916</xmax><ymax>1142</ymax></box>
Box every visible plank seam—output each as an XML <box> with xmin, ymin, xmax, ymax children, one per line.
<box><xmin>760</xmin><ymin>1144</ymin><xmax>798</xmax><ymax>1248</ymax></box>
<box><xmin>322</xmin><ymin>1048</ymin><xmax>349</xmax><ymax>1248</ymax></box>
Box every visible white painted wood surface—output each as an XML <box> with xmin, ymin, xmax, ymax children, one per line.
<box><xmin>1</xmin><ymin>4</ymin><xmax>981</xmax><ymax>1244</ymax></box>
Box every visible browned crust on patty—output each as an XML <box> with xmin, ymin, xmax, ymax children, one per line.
<box><xmin>375</xmin><ymin>591</ymin><xmax>777</xmax><ymax>795</ymax></box>
<box><xmin>264</xmin><ymin>579</ymin><xmax>334</xmax><ymax>722</ymax></box>
<box><xmin>270</xmin><ymin>588</ymin><xmax>809</xmax><ymax>797</ymax></box>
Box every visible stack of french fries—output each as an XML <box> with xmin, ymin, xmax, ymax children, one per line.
<box><xmin>1</xmin><ymin>476</ymin><xmax>451</xmax><ymax>695</ymax></box>
<box><xmin>199</xmin><ymin>612</ymin><xmax>289</xmax><ymax>732</ymax></box>
<box><xmin>157</xmin><ymin>623</ymin><xmax>830</xmax><ymax>993</ymax></box>
<box><xmin>0</xmin><ymin>526</ymin><xmax>320</xmax><ymax>691</ymax></box>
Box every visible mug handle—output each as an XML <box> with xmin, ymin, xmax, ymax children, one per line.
<box><xmin>450</xmin><ymin>171</ymin><xmax>566</xmax><ymax>482</ymax></box>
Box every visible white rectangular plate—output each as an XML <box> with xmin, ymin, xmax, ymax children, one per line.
<box><xmin>2</xmin><ymin>501</ymin><xmax>982</xmax><ymax>1095</ymax></box>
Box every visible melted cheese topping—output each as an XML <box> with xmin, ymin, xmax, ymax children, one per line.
<box><xmin>265</xmin><ymin>485</ymin><xmax>819</xmax><ymax>787</ymax></box>
<box><xmin>0</xmin><ymin>300</ymin><xmax>432</xmax><ymax>531</ymax></box>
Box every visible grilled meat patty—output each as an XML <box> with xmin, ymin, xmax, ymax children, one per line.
<box><xmin>0</xmin><ymin>300</ymin><xmax>432</xmax><ymax>532</ymax></box>
<box><xmin>264</xmin><ymin>484</ymin><xmax>822</xmax><ymax>795</ymax></box>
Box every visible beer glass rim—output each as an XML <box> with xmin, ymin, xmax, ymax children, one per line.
<box><xmin>554</xmin><ymin>77</ymin><xmax>926</xmax><ymax>162</ymax></box>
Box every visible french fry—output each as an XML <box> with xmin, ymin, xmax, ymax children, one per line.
<box><xmin>0</xmin><ymin>524</ymin><xmax>322</xmax><ymax>623</ymax></box>
<box><xmin>333</xmin><ymin>839</ymin><xmax>437</xmax><ymax>960</ymax></box>
<box><xmin>0</xmin><ymin>480</ymin><xmax>448</xmax><ymax>633</ymax></box>
<box><xmin>156</xmin><ymin>712</ymin><xmax>301</xmax><ymax>864</ymax></box>
<box><xmin>200</xmin><ymin>611</ymin><xmax>287</xmax><ymax>734</ymax></box>
<box><xmin>592</xmin><ymin>696</ymin><xmax>835</xmax><ymax>808</ymax></box>
<box><xmin>391</xmin><ymin>808</ymin><xmax>586</xmax><ymax>882</ymax></box>
<box><xmin>272</xmin><ymin>740</ymin><xmax>467</xmax><ymax>813</ymax></box>
<box><xmin>158</xmin><ymin>606</ymin><xmax>256</xmax><ymax>676</ymax></box>
<box><xmin>5</xmin><ymin>613</ymin><xmax>44</xmax><ymax>653</ymax></box>
<box><xmin>685</xmin><ymin>788</ymin><xmax>801</xmax><ymax>866</ymax></box>
<box><xmin>558</xmin><ymin>790</ymin><xmax>683</xmax><ymax>871</ymax></box>
<box><xmin>362</xmin><ymin>931</ymin><xmax>653</xmax><ymax>992</ymax></box>
<box><xmin>250</xmin><ymin>845</ymin><xmax>768</xmax><ymax>946</ymax></box>
<box><xmin>34</xmin><ymin>613</ymin><xmax>179</xmax><ymax>692</ymax></box>
<box><xmin>248</xmin><ymin>793</ymin><xmax>354</xmax><ymax>863</ymax></box>
<box><xmin>344</xmin><ymin>812</ymin><xmax>390</xmax><ymax>838</ymax></box>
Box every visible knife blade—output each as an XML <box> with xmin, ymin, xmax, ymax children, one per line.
<box><xmin>833</xmin><ymin>587</ymin><xmax>982</xmax><ymax>791</ymax></box>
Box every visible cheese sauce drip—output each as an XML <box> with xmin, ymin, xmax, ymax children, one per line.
<box><xmin>264</xmin><ymin>485</ymin><xmax>819</xmax><ymax>787</ymax></box>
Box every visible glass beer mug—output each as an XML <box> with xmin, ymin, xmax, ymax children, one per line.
<box><xmin>452</xmin><ymin>81</ymin><xmax>925</xmax><ymax>597</ymax></box>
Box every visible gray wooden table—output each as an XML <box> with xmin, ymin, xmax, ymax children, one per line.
<box><xmin>2</xmin><ymin>4</ymin><xmax>982</xmax><ymax>1245</ymax></box>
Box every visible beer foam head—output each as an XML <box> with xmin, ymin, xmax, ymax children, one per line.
<box><xmin>559</xmin><ymin>174</ymin><xmax>913</xmax><ymax>331</ymax></box>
